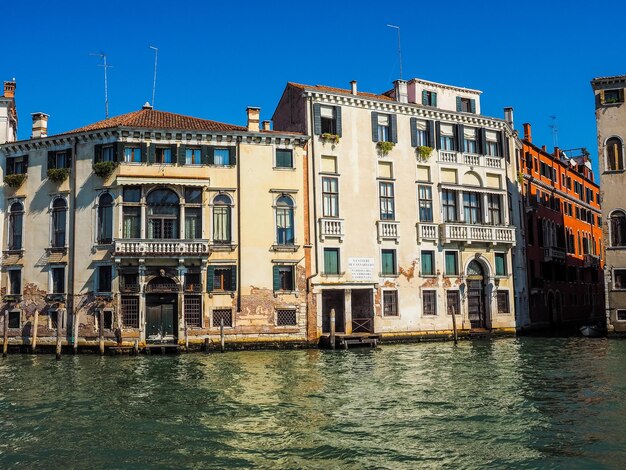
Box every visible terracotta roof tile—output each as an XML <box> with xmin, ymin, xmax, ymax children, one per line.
<box><xmin>288</xmin><ymin>82</ymin><xmax>394</xmax><ymax>101</ymax></box>
<box><xmin>66</xmin><ymin>109</ymin><xmax>246</xmax><ymax>134</ymax></box>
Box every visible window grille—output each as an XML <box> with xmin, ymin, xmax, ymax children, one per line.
<box><xmin>213</xmin><ymin>309</ymin><xmax>233</xmax><ymax>327</ymax></box>
<box><xmin>185</xmin><ymin>295</ymin><xmax>202</xmax><ymax>327</ymax></box>
<box><xmin>121</xmin><ymin>296</ymin><xmax>139</xmax><ymax>328</ymax></box>
<box><xmin>276</xmin><ymin>309</ymin><xmax>297</xmax><ymax>326</ymax></box>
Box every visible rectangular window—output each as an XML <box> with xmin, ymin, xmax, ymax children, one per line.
<box><xmin>184</xmin><ymin>295</ymin><xmax>202</xmax><ymax>327</ymax></box>
<box><xmin>447</xmin><ymin>291</ymin><xmax>460</xmax><ymax>315</ymax></box>
<box><xmin>155</xmin><ymin>147</ymin><xmax>172</xmax><ymax>164</ymax></box>
<box><xmin>276</xmin><ymin>149</ymin><xmax>293</xmax><ymax>168</ymax></box>
<box><xmin>381</xmin><ymin>249</ymin><xmax>397</xmax><ymax>276</ymax></box>
<box><xmin>418</xmin><ymin>185</ymin><xmax>433</xmax><ymax>222</ymax></box>
<box><xmin>276</xmin><ymin>309</ymin><xmax>298</xmax><ymax>326</ymax></box>
<box><xmin>495</xmin><ymin>253</ymin><xmax>507</xmax><ymax>276</ymax></box>
<box><xmin>486</xmin><ymin>140</ymin><xmax>499</xmax><ymax>157</ymax></box>
<box><xmin>440</xmin><ymin>124</ymin><xmax>455</xmax><ymax>151</ymax></box>
<box><xmin>423</xmin><ymin>291</ymin><xmax>437</xmax><ymax>316</ymax></box>
<box><xmin>442</xmin><ymin>189</ymin><xmax>458</xmax><ymax>222</ymax></box>
<box><xmin>212</xmin><ymin>309</ymin><xmax>233</xmax><ymax>327</ymax></box>
<box><xmin>121</xmin><ymin>296</ymin><xmax>139</xmax><ymax>328</ymax></box>
<box><xmin>422</xmin><ymin>90</ymin><xmax>437</xmax><ymax>107</ymax></box>
<box><xmin>6</xmin><ymin>156</ymin><xmax>28</xmax><ymax>175</ymax></box>
<box><xmin>122</xmin><ymin>207</ymin><xmax>141</xmax><ymax>239</ymax></box>
<box><xmin>324</xmin><ymin>248</ymin><xmax>340</xmax><ymax>275</ymax></box>
<box><xmin>274</xmin><ymin>265</ymin><xmax>295</xmax><ymax>291</ymax></box>
<box><xmin>614</xmin><ymin>269</ymin><xmax>626</xmax><ymax>289</ymax></box>
<box><xmin>320</xmin><ymin>105</ymin><xmax>338</xmax><ymax>134</ymax></box>
<box><xmin>463</xmin><ymin>192</ymin><xmax>482</xmax><ymax>224</ymax></box>
<box><xmin>497</xmin><ymin>291</ymin><xmax>510</xmax><ymax>313</ymax></box>
<box><xmin>322</xmin><ymin>177</ymin><xmax>339</xmax><ymax>217</ymax></box>
<box><xmin>184</xmin><ymin>273</ymin><xmax>201</xmax><ymax>293</ymax></box>
<box><xmin>379</xmin><ymin>182</ymin><xmax>395</xmax><ymax>220</ymax></box>
<box><xmin>421</xmin><ymin>250</ymin><xmax>435</xmax><ymax>276</ymax></box>
<box><xmin>97</xmin><ymin>265</ymin><xmax>112</xmax><ymax>293</ymax></box>
<box><xmin>124</xmin><ymin>147</ymin><xmax>141</xmax><ymax>163</ymax></box>
<box><xmin>213</xmin><ymin>266</ymin><xmax>235</xmax><ymax>292</ymax></box>
<box><xmin>444</xmin><ymin>251</ymin><xmax>458</xmax><ymax>276</ymax></box>
<box><xmin>102</xmin><ymin>146</ymin><xmax>114</xmax><ymax>162</ymax></box>
<box><xmin>9</xmin><ymin>269</ymin><xmax>21</xmax><ymax>295</ymax></box>
<box><xmin>8</xmin><ymin>311</ymin><xmax>20</xmax><ymax>329</ymax></box>
<box><xmin>213</xmin><ymin>148</ymin><xmax>230</xmax><ymax>166</ymax></box>
<box><xmin>488</xmin><ymin>194</ymin><xmax>503</xmax><ymax>225</ymax></box>
<box><xmin>377</xmin><ymin>113</ymin><xmax>390</xmax><ymax>142</ymax></box>
<box><xmin>185</xmin><ymin>187</ymin><xmax>202</xmax><ymax>204</ymax></box>
<box><xmin>415</xmin><ymin>120</ymin><xmax>428</xmax><ymax>146</ymax></box>
<box><xmin>185</xmin><ymin>148</ymin><xmax>202</xmax><ymax>165</ymax></box>
<box><xmin>383</xmin><ymin>290</ymin><xmax>399</xmax><ymax>316</ymax></box>
<box><xmin>602</xmin><ymin>89</ymin><xmax>624</xmax><ymax>104</ymax></box>
<box><xmin>51</xmin><ymin>267</ymin><xmax>65</xmax><ymax>294</ymax></box>
<box><xmin>463</xmin><ymin>127</ymin><xmax>477</xmax><ymax>153</ymax></box>
<box><xmin>617</xmin><ymin>310</ymin><xmax>626</xmax><ymax>321</ymax></box>
<box><xmin>123</xmin><ymin>187</ymin><xmax>141</xmax><ymax>202</ymax></box>
<box><xmin>185</xmin><ymin>207</ymin><xmax>202</xmax><ymax>239</ymax></box>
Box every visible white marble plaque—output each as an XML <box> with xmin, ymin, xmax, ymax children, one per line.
<box><xmin>348</xmin><ymin>257</ymin><xmax>375</xmax><ymax>281</ymax></box>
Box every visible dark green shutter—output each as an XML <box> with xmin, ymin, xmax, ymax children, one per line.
<box><xmin>94</xmin><ymin>144</ymin><xmax>102</xmax><ymax>163</ymax></box>
<box><xmin>313</xmin><ymin>103</ymin><xmax>321</xmax><ymax>135</ymax></box>
<box><xmin>7</xmin><ymin>158</ymin><xmax>14</xmax><ymax>175</ymax></box>
<box><xmin>115</xmin><ymin>142</ymin><xmax>124</xmax><ymax>162</ymax></box>
<box><xmin>497</xmin><ymin>132</ymin><xmax>504</xmax><ymax>158</ymax></box>
<box><xmin>170</xmin><ymin>145</ymin><xmax>177</xmax><ymax>163</ymax></box>
<box><xmin>478</xmin><ymin>128</ymin><xmax>487</xmax><ymax>155</ymax></box>
<box><xmin>177</xmin><ymin>145</ymin><xmax>186</xmax><ymax>165</ymax></box>
<box><xmin>49</xmin><ymin>150</ymin><xmax>57</xmax><ymax>170</ymax></box>
<box><xmin>410</xmin><ymin>117</ymin><xmax>418</xmax><ymax>147</ymax></box>
<box><xmin>147</xmin><ymin>144</ymin><xmax>155</xmax><ymax>164</ymax></box>
<box><xmin>456</xmin><ymin>124</ymin><xmax>464</xmax><ymax>152</ymax></box>
<box><xmin>273</xmin><ymin>265</ymin><xmax>280</xmax><ymax>291</ymax></box>
<box><xmin>140</xmin><ymin>143</ymin><xmax>148</xmax><ymax>163</ymax></box>
<box><xmin>334</xmin><ymin>106</ymin><xmax>342</xmax><ymax>137</ymax></box>
<box><xmin>470</xmin><ymin>99</ymin><xmax>476</xmax><ymax>114</ymax></box>
<box><xmin>426</xmin><ymin>120</ymin><xmax>435</xmax><ymax>148</ymax></box>
<box><xmin>229</xmin><ymin>147</ymin><xmax>236</xmax><ymax>166</ymax></box>
<box><xmin>390</xmin><ymin>114</ymin><xmax>398</xmax><ymax>143</ymax></box>
<box><xmin>207</xmin><ymin>146</ymin><xmax>215</xmax><ymax>165</ymax></box>
<box><xmin>23</xmin><ymin>155</ymin><xmax>29</xmax><ymax>173</ymax></box>
<box><xmin>207</xmin><ymin>266</ymin><xmax>215</xmax><ymax>292</ymax></box>
<box><xmin>65</xmin><ymin>148</ymin><xmax>72</xmax><ymax>169</ymax></box>
<box><xmin>456</xmin><ymin>96</ymin><xmax>463</xmax><ymax>112</ymax></box>
<box><xmin>435</xmin><ymin>122</ymin><xmax>441</xmax><ymax>150</ymax></box>
<box><xmin>445</xmin><ymin>252</ymin><xmax>457</xmax><ymax>275</ymax></box>
<box><xmin>500</xmin><ymin>131</ymin><xmax>509</xmax><ymax>160</ymax></box>
<box><xmin>371</xmin><ymin>112</ymin><xmax>379</xmax><ymax>142</ymax></box>
<box><xmin>432</xmin><ymin>92</ymin><xmax>437</xmax><ymax>107</ymax></box>
<box><xmin>231</xmin><ymin>266</ymin><xmax>237</xmax><ymax>291</ymax></box>
<box><xmin>201</xmin><ymin>145</ymin><xmax>210</xmax><ymax>165</ymax></box>
<box><xmin>422</xmin><ymin>90</ymin><xmax>428</xmax><ymax>105</ymax></box>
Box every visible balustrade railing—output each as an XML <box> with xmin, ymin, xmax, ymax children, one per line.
<box><xmin>320</xmin><ymin>218</ymin><xmax>345</xmax><ymax>240</ymax></box>
<box><xmin>114</xmin><ymin>239</ymin><xmax>210</xmax><ymax>256</ymax></box>
<box><xmin>377</xmin><ymin>220</ymin><xmax>400</xmax><ymax>242</ymax></box>
<box><xmin>440</xmin><ymin>223</ymin><xmax>516</xmax><ymax>245</ymax></box>
<box><xmin>417</xmin><ymin>223</ymin><xmax>438</xmax><ymax>241</ymax></box>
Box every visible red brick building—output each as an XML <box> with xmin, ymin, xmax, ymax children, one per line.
<box><xmin>519</xmin><ymin>123</ymin><xmax>604</xmax><ymax>330</ymax></box>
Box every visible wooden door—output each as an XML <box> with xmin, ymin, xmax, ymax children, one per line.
<box><xmin>467</xmin><ymin>279</ymin><xmax>485</xmax><ymax>329</ymax></box>
<box><xmin>146</xmin><ymin>305</ymin><xmax>162</xmax><ymax>339</ymax></box>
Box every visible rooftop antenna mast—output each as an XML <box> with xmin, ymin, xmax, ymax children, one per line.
<box><xmin>386</xmin><ymin>24</ymin><xmax>403</xmax><ymax>80</ymax></box>
<box><xmin>149</xmin><ymin>45</ymin><xmax>158</xmax><ymax>108</ymax></box>
<box><xmin>90</xmin><ymin>52</ymin><xmax>112</xmax><ymax>119</ymax></box>
<box><xmin>549</xmin><ymin>115</ymin><xmax>559</xmax><ymax>147</ymax></box>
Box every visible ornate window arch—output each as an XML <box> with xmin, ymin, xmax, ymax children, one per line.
<box><xmin>275</xmin><ymin>195</ymin><xmax>295</xmax><ymax>245</ymax></box>
<box><xmin>606</xmin><ymin>136</ymin><xmax>624</xmax><ymax>171</ymax></box>
<box><xmin>8</xmin><ymin>201</ymin><xmax>24</xmax><ymax>251</ymax></box>
<box><xmin>212</xmin><ymin>194</ymin><xmax>232</xmax><ymax>244</ymax></box>
<box><xmin>610</xmin><ymin>209</ymin><xmax>626</xmax><ymax>247</ymax></box>
<box><xmin>51</xmin><ymin>197</ymin><xmax>68</xmax><ymax>248</ymax></box>
<box><xmin>97</xmin><ymin>192</ymin><xmax>114</xmax><ymax>244</ymax></box>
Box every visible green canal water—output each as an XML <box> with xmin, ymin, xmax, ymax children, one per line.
<box><xmin>1</xmin><ymin>338</ymin><xmax>625</xmax><ymax>469</ymax></box>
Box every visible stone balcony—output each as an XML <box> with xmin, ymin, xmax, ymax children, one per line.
<box><xmin>544</xmin><ymin>246</ymin><xmax>566</xmax><ymax>262</ymax></box>
<box><xmin>377</xmin><ymin>220</ymin><xmax>400</xmax><ymax>243</ymax></box>
<box><xmin>440</xmin><ymin>223</ymin><xmax>516</xmax><ymax>245</ymax></box>
<box><xmin>113</xmin><ymin>239</ymin><xmax>210</xmax><ymax>257</ymax></box>
<box><xmin>319</xmin><ymin>217</ymin><xmax>345</xmax><ymax>241</ymax></box>
<box><xmin>437</xmin><ymin>150</ymin><xmax>504</xmax><ymax>169</ymax></box>
<box><xmin>416</xmin><ymin>223</ymin><xmax>438</xmax><ymax>242</ymax></box>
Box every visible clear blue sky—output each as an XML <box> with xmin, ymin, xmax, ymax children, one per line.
<box><xmin>3</xmin><ymin>0</ymin><xmax>625</xmax><ymax>177</ymax></box>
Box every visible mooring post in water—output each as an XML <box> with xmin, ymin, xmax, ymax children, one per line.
<box><xmin>31</xmin><ymin>310</ymin><xmax>39</xmax><ymax>353</ymax></box>
<box><xmin>330</xmin><ymin>308</ymin><xmax>336</xmax><ymax>350</ymax></box>
<box><xmin>55</xmin><ymin>311</ymin><xmax>62</xmax><ymax>360</ymax></box>
<box><xmin>2</xmin><ymin>310</ymin><xmax>8</xmax><ymax>357</ymax></box>
<box><xmin>134</xmin><ymin>339</ymin><xmax>139</xmax><ymax>355</ymax></box>
<box><xmin>220</xmin><ymin>318</ymin><xmax>225</xmax><ymax>353</ymax></box>
<box><xmin>204</xmin><ymin>337</ymin><xmax>209</xmax><ymax>353</ymax></box>
<box><xmin>73</xmin><ymin>311</ymin><xmax>79</xmax><ymax>354</ymax></box>
<box><xmin>184</xmin><ymin>319</ymin><xmax>189</xmax><ymax>352</ymax></box>
<box><xmin>98</xmin><ymin>310</ymin><xmax>105</xmax><ymax>356</ymax></box>
<box><xmin>451</xmin><ymin>308</ymin><xmax>458</xmax><ymax>345</ymax></box>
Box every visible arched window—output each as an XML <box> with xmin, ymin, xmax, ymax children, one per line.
<box><xmin>146</xmin><ymin>189</ymin><xmax>179</xmax><ymax>239</ymax></box>
<box><xmin>97</xmin><ymin>193</ymin><xmax>113</xmax><ymax>244</ymax></box>
<box><xmin>212</xmin><ymin>194</ymin><xmax>231</xmax><ymax>244</ymax></box>
<box><xmin>276</xmin><ymin>196</ymin><xmax>294</xmax><ymax>245</ymax></box>
<box><xmin>467</xmin><ymin>260</ymin><xmax>484</xmax><ymax>277</ymax></box>
<box><xmin>8</xmin><ymin>201</ymin><xmax>23</xmax><ymax>251</ymax></box>
<box><xmin>610</xmin><ymin>210</ymin><xmax>626</xmax><ymax>247</ymax></box>
<box><xmin>607</xmin><ymin>137</ymin><xmax>624</xmax><ymax>171</ymax></box>
<box><xmin>51</xmin><ymin>198</ymin><xmax>67</xmax><ymax>248</ymax></box>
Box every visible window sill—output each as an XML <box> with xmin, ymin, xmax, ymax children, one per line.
<box><xmin>321</xmin><ymin>272</ymin><xmax>345</xmax><ymax>277</ymax></box>
<box><xmin>3</xmin><ymin>249</ymin><xmax>24</xmax><ymax>256</ymax></box>
<box><xmin>210</xmin><ymin>243</ymin><xmax>237</xmax><ymax>252</ymax></box>
<box><xmin>382</xmin><ymin>314</ymin><xmax>400</xmax><ymax>318</ymax></box>
<box><xmin>273</xmin><ymin>290</ymin><xmax>298</xmax><ymax>297</ymax></box>
<box><xmin>271</xmin><ymin>244</ymin><xmax>300</xmax><ymax>252</ymax></box>
<box><xmin>47</xmin><ymin>247</ymin><xmax>68</xmax><ymax>254</ymax></box>
<box><xmin>208</xmin><ymin>291</ymin><xmax>235</xmax><ymax>298</ymax></box>
<box><xmin>273</xmin><ymin>166</ymin><xmax>296</xmax><ymax>171</ymax></box>
<box><xmin>420</xmin><ymin>274</ymin><xmax>437</xmax><ymax>278</ymax></box>
<box><xmin>208</xmin><ymin>164</ymin><xmax>235</xmax><ymax>168</ymax></box>
<box><xmin>380</xmin><ymin>273</ymin><xmax>400</xmax><ymax>278</ymax></box>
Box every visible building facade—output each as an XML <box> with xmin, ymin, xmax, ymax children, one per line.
<box><xmin>273</xmin><ymin>78</ymin><xmax>520</xmax><ymax>339</ymax></box>
<box><xmin>0</xmin><ymin>81</ymin><xmax>17</xmax><ymax>145</ymax></box>
<box><xmin>0</xmin><ymin>105</ymin><xmax>313</xmax><ymax>349</ymax></box>
<box><xmin>518</xmin><ymin>123</ymin><xmax>603</xmax><ymax>330</ymax></box>
<box><xmin>591</xmin><ymin>75</ymin><xmax>626</xmax><ymax>334</ymax></box>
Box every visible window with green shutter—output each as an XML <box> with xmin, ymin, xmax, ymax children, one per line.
<box><xmin>444</xmin><ymin>251</ymin><xmax>458</xmax><ymax>276</ymax></box>
<box><xmin>381</xmin><ymin>249</ymin><xmax>396</xmax><ymax>275</ymax></box>
<box><xmin>495</xmin><ymin>253</ymin><xmax>507</xmax><ymax>276</ymax></box>
<box><xmin>276</xmin><ymin>149</ymin><xmax>293</xmax><ymax>168</ymax></box>
<box><xmin>324</xmin><ymin>248</ymin><xmax>340</xmax><ymax>275</ymax></box>
<box><xmin>273</xmin><ymin>265</ymin><xmax>295</xmax><ymax>291</ymax></box>
<box><xmin>421</xmin><ymin>250</ymin><xmax>435</xmax><ymax>276</ymax></box>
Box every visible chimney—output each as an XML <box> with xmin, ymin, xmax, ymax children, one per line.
<box><xmin>3</xmin><ymin>81</ymin><xmax>16</xmax><ymax>99</ymax></box>
<box><xmin>31</xmin><ymin>112</ymin><xmax>49</xmax><ymax>139</ymax></box>
<box><xmin>554</xmin><ymin>147</ymin><xmax>560</xmax><ymax>159</ymax></box>
<box><xmin>142</xmin><ymin>101</ymin><xmax>153</xmax><ymax>110</ymax></box>
<box><xmin>541</xmin><ymin>145</ymin><xmax>546</xmax><ymax>152</ymax></box>
<box><xmin>523</xmin><ymin>123</ymin><xmax>532</xmax><ymax>143</ymax></box>
<box><xmin>262</xmin><ymin>120</ymin><xmax>271</xmax><ymax>131</ymax></box>
<box><xmin>246</xmin><ymin>107</ymin><xmax>260</xmax><ymax>132</ymax></box>
<box><xmin>350</xmin><ymin>80</ymin><xmax>357</xmax><ymax>95</ymax></box>
<box><xmin>504</xmin><ymin>107</ymin><xmax>514</xmax><ymax>128</ymax></box>
<box><xmin>393</xmin><ymin>79</ymin><xmax>408</xmax><ymax>104</ymax></box>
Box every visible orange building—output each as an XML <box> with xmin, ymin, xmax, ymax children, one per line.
<box><xmin>519</xmin><ymin>123</ymin><xmax>604</xmax><ymax>330</ymax></box>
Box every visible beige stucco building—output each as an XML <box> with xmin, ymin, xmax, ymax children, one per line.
<box><xmin>273</xmin><ymin>78</ymin><xmax>520</xmax><ymax>339</ymax></box>
<box><xmin>591</xmin><ymin>75</ymin><xmax>626</xmax><ymax>333</ymax></box>
<box><xmin>0</xmin><ymin>104</ymin><xmax>313</xmax><ymax>349</ymax></box>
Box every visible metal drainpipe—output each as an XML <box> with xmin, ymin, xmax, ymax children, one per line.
<box><xmin>306</xmin><ymin>96</ymin><xmax>319</xmax><ymax>290</ymax></box>
<box><xmin>236</xmin><ymin>138</ymin><xmax>242</xmax><ymax>312</ymax></box>
<box><xmin>68</xmin><ymin>136</ymin><xmax>78</xmax><ymax>341</ymax></box>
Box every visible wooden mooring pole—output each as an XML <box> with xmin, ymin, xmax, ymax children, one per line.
<box><xmin>220</xmin><ymin>318</ymin><xmax>225</xmax><ymax>353</ymax></box>
<box><xmin>134</xmin><ymin>339</ymin><xmax>139</xmax><ymax>356</ymax></box>
<box><xmin>98</xmin><ymin>310</ymin><xmax>105</xmax><ymax>356</ymax></box>
<box><xmin>73</xmin><ymin>311</ymin><xmax>79</xmax><ymax>354</ymax></box>
<box><xmin>330</xmin><ymin>308</ymin><xmax>336</xmax><ymax>350</ymax></box>
<box><xmin>451</xmin><ymin>309</ymin><xmax>458</xmax><ymax>346</ymax></box>
<box><xmin>31</xmin><ymin>311</ymin><xmax>39</xmax><ymax>353</ymax></box>
<box><xmin>2</xmin><ymin>310</ymin><xmax>8</xmax><ymax>357</ymax></box>
<box><xmin>184</xmin><ymin>319</ymin><xmax>189</xmax><ymax>352</ymax></box>
<box><xmin>55</xmin><ymin>312</ymin><xmax>62</xmax><ymax>360</ymax></box>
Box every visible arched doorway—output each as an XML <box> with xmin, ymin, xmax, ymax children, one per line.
<box><xmin>145</xmin><ymin>276</ymin><xmax>178</xmax><ymax>342</ymax></box>
<box><xmin>467</xmin><ymin>260</ymin><xmax>487</xmax><ymax>329</ymax></box>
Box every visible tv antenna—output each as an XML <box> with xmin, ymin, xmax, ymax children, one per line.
<box><xmin>549</xmin><ymin>115</ymin><xmax>559</xmax><ymax>147</ymax></box>
<box><xmin>386</xmin><ymin>24</ymin><xmax>403</xmax><ymax>80</ymax></box>
<box><xmin>89</xmin><ymin>52</ymin><xmax>112</xmax><ymax>118</ymax></box>
<box><xmin>149</xmin><ymin>45</ymin><xmax>158</xmax><ymax>108</ymax></box>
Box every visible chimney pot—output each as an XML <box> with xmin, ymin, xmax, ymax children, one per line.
<box><xmin>523</xmin><ymin>123</ymin><xmax>532</xmax><ymax>143</ymax></box>
<box><xmin>3</xmin><ymin>81</ymin><xmax>16</xmax><ymax>99</ymax></box>
<box><xmin>262</xmin><ymin>120</ymin><xmax>271</xmax><ymax>131</ymax></box>
<box><xmin>247</xmin><ymin>107</ymin><xmax>260</xmax><ymax>132</ymax></box>
<box><xmin>31</xmin><ymin>112</ymin><xmax>49</xmax><ymax>139</ymax></box>
<box><xmin>393</xmin><ymin>79</ymin><xmax>408</xmax><ymax>104</ymax></box>
<box><xmin>142</xmin><ymin>102</ymin><xmax>153</xmax><ymax>110</ymax></box>
<box><xmin>350</xmin><ymin>80</ymin><xmax>357</xmax><ymax>95</ymax></box>
<box><xmin>504</xmin><ymin>107</ymin><xmax>514</xmax><ymax>128</ymax></box>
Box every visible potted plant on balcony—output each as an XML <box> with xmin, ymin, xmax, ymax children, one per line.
<box><xmin>320</xmin><ymin>133</ymin><xmax>340</xmax><ymax>145</ymax></box>
<box><xmin>416</xmin><ymin>146</ymin><xmax>433</xmax><ymax>161</ymax></box>
<box><xmin>4</xmin><ymin>173</ymin><xmax>27</xmax><ymax>188</ymax></box>
<box><xmin>93</xmin><ymin>161</ymin><xmax>118</xmax><ymax>178</ymax></box>
<box><xmin>377</xmin><ymin>141</ymin><xmax>395</xmax><ymax>156</ymax></box>
<box><xmin>47</xmin><ymin>168</ymin><xmax>70</xmax><ymax>184</ymax></box>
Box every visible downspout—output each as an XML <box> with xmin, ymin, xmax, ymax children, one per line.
<box><xmin>306</xmin><ymin>96</ymin><xmax>319</xmax><ymax>287</ymax></box>
<box><xmin>68</xmin><ymin>136</ymin><xmax>78</xmax><ymax>345</ymax></box>
<box><xmin>236</xmin><ymin>137</ymin><xmax>242</xmax><ymax>312</ymax></box>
